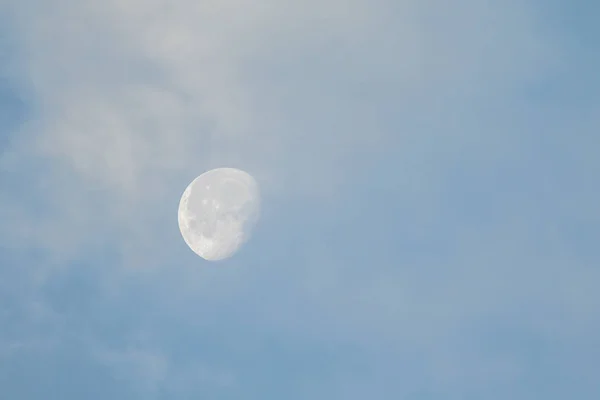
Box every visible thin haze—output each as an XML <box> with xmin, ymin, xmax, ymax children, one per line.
<box><xmin>1</xmin><ymin>0</ymin><xmax>599</xmax><ymax>399</ymax></box>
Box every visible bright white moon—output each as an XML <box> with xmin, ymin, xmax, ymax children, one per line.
<box><xmin>177</xmin><ymin>167</ymin><xmax>260</xmax><ymax>261</ymax></box>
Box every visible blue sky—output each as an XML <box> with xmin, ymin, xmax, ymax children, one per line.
<box><xmin>1</xmin><ymin>0</ymin><xmax>598</xmax><ymax>399</ymax></box>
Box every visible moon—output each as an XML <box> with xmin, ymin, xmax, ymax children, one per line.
<box><xmin>177</xmin><ymin>167</ymin><xmax>260</xmax><ymax>261</ymax></box>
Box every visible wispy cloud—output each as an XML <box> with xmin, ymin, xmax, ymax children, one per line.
<box><xmin>1</xmin><ymin>0</ymin><xmax>559</xmax><ymax>260</ymax></box>
<box><xmin>1</xmin><ymin>0</ymin><xmax>598</xmax><ymax>398</ymax></box>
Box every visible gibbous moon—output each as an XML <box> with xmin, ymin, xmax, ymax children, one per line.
<box><xmin>177</xmin><ymin>167</ymin><xmax>260</xmax><ymax>261</ymax></box>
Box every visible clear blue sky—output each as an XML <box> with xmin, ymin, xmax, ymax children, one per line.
<box><xmin>1</xmin><ymin>1</ymin><xmax>599</xmax><ymax>399</ymax></box>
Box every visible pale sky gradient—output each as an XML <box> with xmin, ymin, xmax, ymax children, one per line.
<box><xmin>1</xmin><ymin>0</ymin><xmax>599</xmax><ymax>399</ymax></box>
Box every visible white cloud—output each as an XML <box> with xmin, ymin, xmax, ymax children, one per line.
<box><xmin>1</xmin><ymin>0</ymin><xmax>560</xmax><ymax>265</ymax></box>
<box><xmin>3</xmin><ymin>3</ymin><xmax>599</xmax><ymax>397</ymax></box>
<box><xmin>2</xmin><ymin>0</ymin><xmax>582</xmax><ymax>353</ymax></box>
